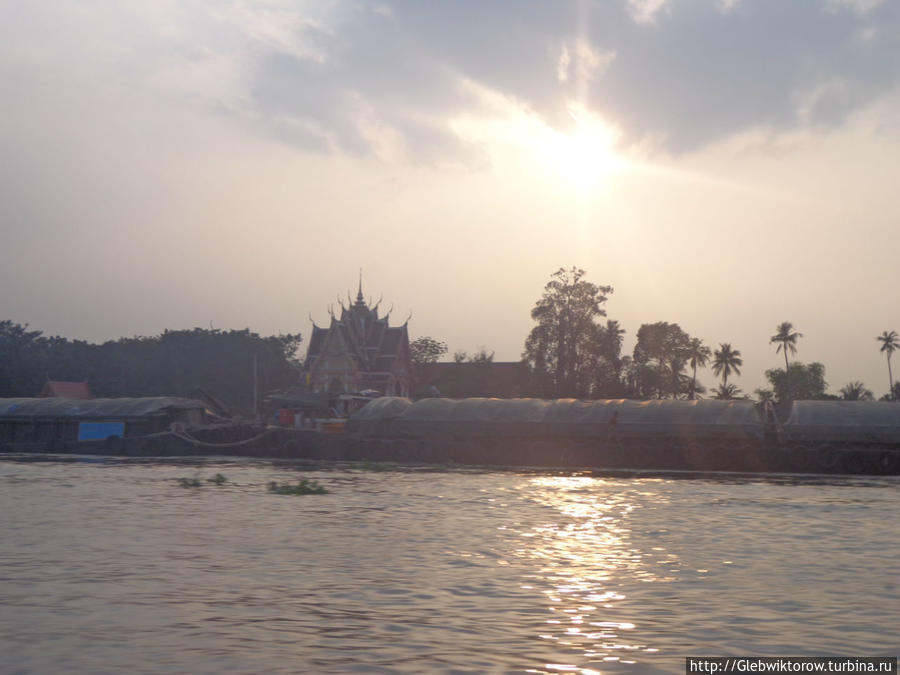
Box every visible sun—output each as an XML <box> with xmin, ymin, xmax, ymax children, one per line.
<box><xmin>538</xmin><ymin>104</ymin><xmax>622</xmax><ymax>188</ymax></box>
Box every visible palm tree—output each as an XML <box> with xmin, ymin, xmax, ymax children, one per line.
<box><xmin>755</xmin><ymin>388</ymin><xmax>775</xmax><ymax>403</ymax></box>
<box><xmin>686</xmin><ymin>337</ymin><xmax>711</xmax><ymax>400</ymax></box>
<box><xmin>712</xmin><ymin>343</ymin><xmax>742</xmax><ymax>388</ymax></box>
<box><xmin>876</xmin><ymin>330</ymin><xmax>899</xmax><ymax>400</ymax></box>
<box><xmin>770</xmin><ymin>322</ymin><xmax>802</xmax><ymax>371</ymax></box>
<box><xmin>712</xmin><ymin>383</ymin><xmax>743</xmax><ymax>400</ymax></box>
<box><xmin>770</xmin><ymin>322</ymin><xmax>802</xmax><ymax>401</ymax></box>
<box><xmin>840</xmin><ymin>381</ymin><xmax>874</xmax><ymax>401</ymax></box>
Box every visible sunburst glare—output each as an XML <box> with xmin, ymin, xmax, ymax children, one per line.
<box><xmin>536</xmin><ymin>105</ymin><xmax>623</xmax><ymax>189</ymax></box>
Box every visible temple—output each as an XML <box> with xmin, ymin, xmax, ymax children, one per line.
<box><xmin>303</xmin><ymin>277</ymin><xmax>411</xmax><ymax>397</ymax></box>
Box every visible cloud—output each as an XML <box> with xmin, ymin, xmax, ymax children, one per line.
<box><xmin>3</xmin><ymin>0</ymin><xmax>900</xmax><ymax>165</ymax></box>
<box><xmin>232</xmin><ymin>0</ymin><xmax>900</xmax><ymax>159</ymax></box>
<box><xmin>627</xmin><ymin>0</ymin><xmax>671</xmax><ymax>24</ymax></box>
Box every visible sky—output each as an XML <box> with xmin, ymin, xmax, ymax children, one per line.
<box><xmin>1</xmin><ymin>0</ymin><xmax>899</xmax><ymax>397</ymax></box>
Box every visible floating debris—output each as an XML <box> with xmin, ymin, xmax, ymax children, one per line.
<box><xmin>267</xmin><ymin>479</ymin><xmax>329</xmax><ymax>495</ymax></box>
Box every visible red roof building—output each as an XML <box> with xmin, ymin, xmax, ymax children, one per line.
<box><xmin>40</xmin><ymin>380</ymin><xmax>93</xmax><ymax>399</ymax></box>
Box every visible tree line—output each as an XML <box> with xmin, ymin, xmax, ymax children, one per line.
<box><xmin>412</xmin><ymin>267</ymin><xmax>899</xmax><ymax>402</ymax></box>
<box><xmin>0</xmin><ymin>321</ymin><xmax>302</xmax><ymax>413</ymax></box>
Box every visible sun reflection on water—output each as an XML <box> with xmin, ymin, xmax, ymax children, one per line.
<box><xmin>511</xmin><ymin>476</ymin><xmax>677</xmax><ymax>672</ymax></box>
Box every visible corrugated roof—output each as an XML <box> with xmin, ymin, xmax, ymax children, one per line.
<box><xmin>0</xmin><ymin>397</ymin><xmax>206</xmax><ymax>419</ymax></box>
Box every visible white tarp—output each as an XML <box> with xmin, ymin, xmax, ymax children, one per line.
<box><xmin>353</xmin><ymin>397</ymin><xmax>763</xmax><ymax>440</ymax></box>
<box><xmin>784</xmin><ymin>401</ymin><xmax>900</xmax><ymax>443</ymax></box>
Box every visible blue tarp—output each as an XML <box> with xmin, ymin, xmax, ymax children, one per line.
<box><xmin>78</xmin><ymin>422</ymin><xmax>125</xmax><ymax>441</ymax></box>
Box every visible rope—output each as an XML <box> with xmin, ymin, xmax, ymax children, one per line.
<box><xmin>169</xmin><ymin>427</ymin><xmax>278</xmax><ymax>448</ymax></box>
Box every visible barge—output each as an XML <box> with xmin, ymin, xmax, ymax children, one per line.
<box><xmin>2</xmin><ymin>396</ymin><xmax>900</xmax><ymax>476</ymax></box>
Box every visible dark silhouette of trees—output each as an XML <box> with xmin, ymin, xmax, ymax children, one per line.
<box><xmin>0</xmin><ymin>321</ymin><xmax>301</xmax><ymax>413</ymax></box>
<box><xmin>410</xmin><ymin>336</ymin><xmax>448</xmax><ymax>365</ymax></box>
<box><xmin>840</xmin><ymin>381</ymin><xmax>874</xmax><ymax>401</ymax></box>
<box><xmin>591</xmin><ymin>320</ymin><xmax>627</xmax><ymax>397</ymax></box>
<box><xmin>876</xmin><ymin>330</ymin><xmax>899</xmax><ymax>400</ymax></box>
<box><xmin>712</xmin><ymin>383</ymin><xmax>744</xmax><ymax>400</ymax></box>
<box><xmin>765</xmin><ymin>362</ymin><xmax>828</xmax><ymax>402</ymax></box>
<box><xmin>754</xmin><ymin>388</ymin><xmax>775</xmax><ymax>403</ymax></box>
<box><xmin>523</xmin><ymin>267</ymin><xmax>614</xmax><ymax>398</ymax></box>
<box><xmin>881</xmin><ymin>383</ymin><xmax>900</xmax><ymax>402</ymax></box>
<box><xmin>409</xmin><ymin>336</ymin><xmax>449</xmax><ymax>396</ymax></box>
<box><xmin>632</xmin><ymin>322</ymin><xmax>693</xmax><ymax>399</ymax></box>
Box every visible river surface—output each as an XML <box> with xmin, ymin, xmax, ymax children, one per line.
<box><xmin>0</xmin><ymin>456</ymin><xmax>897</xmax><ymax>674</ymax></box>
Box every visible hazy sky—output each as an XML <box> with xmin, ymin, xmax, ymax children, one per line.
<box><xmin>2</xmin><ymin>0</ymin><xmax>899</xmax><ymax>396</ymax></box>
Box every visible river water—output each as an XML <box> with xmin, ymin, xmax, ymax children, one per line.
<box><xmin>0</xmin><ymin>456</ymin><xmax>897</xmax><ymax>674</ymax></box>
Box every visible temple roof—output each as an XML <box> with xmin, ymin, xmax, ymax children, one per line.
<box><xmin>305</xmin><ymin>280</ymin><xmax>408</xmax><ymax>374</ymax></box>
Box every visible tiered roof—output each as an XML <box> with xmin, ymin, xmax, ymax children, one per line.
<box><xmin>305</xmin><ymin>278</ymin><xmax>409</xmax><ymax>381</ymax></box>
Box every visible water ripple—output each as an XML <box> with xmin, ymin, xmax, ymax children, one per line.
<box><xmin>1</xmin><ymin>457</ymin><xmax>898</xmax><ymax>673</ymax></box>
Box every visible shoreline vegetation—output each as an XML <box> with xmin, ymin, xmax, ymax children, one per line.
<box><xmin>2</xmin><ymin>269</ymin><xmax>898</xmax><ymax>409</ymax></box>
<box><xmin>413</xmin><ymin>268</ymin><xmax>899</xmax><ymax>404</ymax></box>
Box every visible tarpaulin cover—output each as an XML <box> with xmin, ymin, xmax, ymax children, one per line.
<box><xmin>0</xmin><ymin>397</ymin><xmax>207</xmax><ymax>419</ymax></box>
<box><xmin>784</xmin><ymin>401</ymin><xmax>900</xmax><ymax>443</ymax></box>
<box><xmin>352</xmin><ymin>397</ymin><xmax>763</xmax><ymax>440</ymax></box>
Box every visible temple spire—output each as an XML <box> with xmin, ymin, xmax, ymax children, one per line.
<box><xmin>356</xmin><ymin>268</ymin><xmax>365</xmax><ymax>305</ymax></box>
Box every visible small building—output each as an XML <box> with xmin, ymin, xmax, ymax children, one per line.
<box><xmin>304</xmin><ymin>279</ymin><xmax>411</xmax><ymax>397</ymax></box>
<box><xmin>0</xmin><ymin>397</ymin><xmax>208</xmax><ymax>447</ymax></box>
<box><xmin>40</xmin><ymin>380</ymin><xmax>93</xmax><ymax>399</ymax></box>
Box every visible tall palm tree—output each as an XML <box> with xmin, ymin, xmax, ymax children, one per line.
<box><xmin>712</xmin><ymin>343</ymin><xmax>742</xmax><ymax>388</ymax></box>
<box><xmin>770</xmin><ymin>322</ymin><xmax>802</xmax><ymax>372</ymax></box>
<box><xmin>770</xmin><ymin>322</ymin><xmax>802</xmax><ymax>401</ymax></box>
<box><xmin>876</xmin><ymin>330</ymin><xmax>899</xmax><ymax>400</ymax></box>
<box><xmin>686</xmin><ymin>337</ymin><xmax>711</xmax><ymax>400</ymax></box>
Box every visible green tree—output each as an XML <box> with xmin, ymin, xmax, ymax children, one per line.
<box><xmin>880</xmin><ymin>383</ymin><xmax>900</xmax><ymax>402</ymax></box>
<box><xmin>632</xmin><ymin>322</ymin><xmax>692</xmax><ymax>398</ymax></box>
<box><xmin>839</xmin><ymin>381</ymin><xmax>874</xmax><ymax>401</ymax></box>
<box><xmin>765</xmin><ymin>362</ymin><xmax>828</xmax><ymax>402</ymax></box>
<box><xmin>0</xmin><ymin>321</ymin><xmax>302</xmax><ymax>412</ymax></box>
<box><xmin>770</xmin><ymin>322</ymin><xmax>802</xmax><ymax>400</ymax></box>
<box><xmin>712</xmin><ymin>383</ymin><xmax>744</xmax><ymax>400</ymax></box>
<box><xmin>409</xmin><ymin>336</ymin><xmax>448</xmax><ymax>396</ymax></box>
<box><xmin>712</xmin><ymin>343</ymin><xmax>742</xmax><ymax>388</ymax></box>
<box><xmin>589</xmin><ymin>320</ymin><xmax>628</xmax><ymax>398</ymax></box>
<box><xmin>754</xmin><ymin>388</ymin><xmax>775</xmax><ymax>403</ymax></box>
<box><xmin>523</xmin><ymin>267</ymin><xmax>613</xmax><ymax>398</ymax></box>
<box><xmin>770</xmin><ymin>322</ymin><xmax>802</xmax><ymax>370</ymax></box>
<box><xmin>409</xmin><ymin>336</ymin><xmax>448</xmax><ymax>365</ymax></box>
<box><xmin>876</xmin><ymin>330</ymin><xmax>899</xmax><ymax>400</ymax></box>
<box><xmin>686</xmin><ymin>337</ymin><xmax>712</xmax><ymax>400</ymax></box>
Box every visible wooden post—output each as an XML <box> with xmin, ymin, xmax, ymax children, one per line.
<box><xmin>253</xmin><ymin>353</ymin><xmax>259</xmax><ymax>423</ymax></box>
